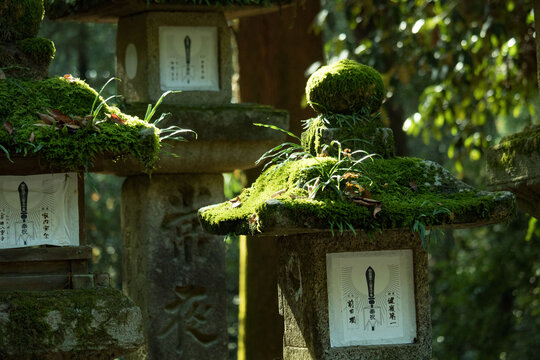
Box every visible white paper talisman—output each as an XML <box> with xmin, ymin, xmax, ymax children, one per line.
<box><xmin>0</xmin><ymin>173</ymin><xmax>79</xmax><ymax>249</ymax></box>
<box><xmin>327</xmin><ymin>249</ymin><xmax>417</xmax><ymax>347</ymax></box>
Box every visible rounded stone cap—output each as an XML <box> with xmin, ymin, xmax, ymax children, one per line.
<box><xmin>0</xmin><ymin>0</ymin><xmax>44</xmax><ymax>42</ymax></box>
<box><xmin>306</xmin><ymin>59</ymin><xmax>385</xmax><ymax>115</ymax></box>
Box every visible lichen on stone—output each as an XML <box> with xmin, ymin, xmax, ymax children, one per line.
<box><xmin>306</xmin><ymin>59</ymin><xmax>385</xmax><ymax>115</ymax></box>
<box><xmin>0</xmin><ymin>288</ymin><xmax>142</xmax><ymax>358</ymax></box>
<box><xmin>0</xmin><ymin>76</ymin><xmax>161</xmax><ymax>172</ymax></box>
<box><xmin>487</xmin><ymin>124</ymin><xmax>540</xmax><ymax>170</ymax></box>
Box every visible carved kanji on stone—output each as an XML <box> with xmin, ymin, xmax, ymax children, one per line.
<box><xmin>158</xmin><ymin>286</ymin><xmax>219</xmax><ymax>356</ymax></box>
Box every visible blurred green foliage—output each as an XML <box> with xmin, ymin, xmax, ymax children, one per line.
<box><xmin>39</xmin><ymin>18</ymin><xmax>117</xmax><ymax>97</ymax></box>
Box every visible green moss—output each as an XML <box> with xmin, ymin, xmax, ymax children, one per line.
<box><xmin>487</xmin><ymin>124</ymin><xmax>540</xmax><ymax>170</ymax></box>
<box><xmin>301</xmin><ymin>117</ymin><xmax>326</xmax><ymax>156</ymax></box>
<box><xmin>199</xmin><ymin>156</ymin><xmax>515</xmax><ymax>235</ymax></box>
<box><xmin>18</xmin><ymin>37</ymin><xmax>55</xmax><ymax>64</ymax></box>
<box><xmin>306</xmin><ymin>59</ymin><xmax>385</xmax><ymax>115</ymax></box>
<box><xmin>0</xmin><ymin>76</ymin><xmax>161</xmax><ymax>172</ymax></box>
<box><xmin>0</xmin><ymin>288</ymin><xmax>134</xmax><ymax>357</ymax></box>
<box><xmin>0</xmin><ymin>0</ymin><xmax>44</xmax><ymax>42</ymax></box>
<box><xmin>301</xmin><ymin>114</ymin><xmax>395</xmax><ymax>158</ymax></box>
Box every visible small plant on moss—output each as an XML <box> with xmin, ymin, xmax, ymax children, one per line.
<box><xmin>254</xmin><ymin>122</ymin><xmax>310</xmax><ymax>173</ymax></box>
<box><xmin>89</xmin><ymin>76</ymin><xmax>122</xmax><ymax>122</ymax></box>
<box><xmin>412</xmin><ymin>201</ymin><xmax>451</xmax><ymax>249</ymax></box>
<box><xmin>143</xmin><ymin>90</ymin><xmax>196</xmax><ymax>142</ymax></box>
<box><xmin>303</xmin><ymin>140</ymin><xmax>377</xmax><ymax>201</ymax></box>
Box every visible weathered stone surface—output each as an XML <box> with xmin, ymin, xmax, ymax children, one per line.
<box><xmin>0</xmin><ymin>288</ymin><xmax>143</xmax><ymax>360</ymax></box>
<box><xmin>487</xmin><ymin>127</ymin><xmax>540</xmax><ymax>218</ymax></box>
<box><xmin>45</xmin><ymin>0</ymin><xmax>294</xmax><ymax>22</ymax></box>
<box><xmin>91</xmin><ymin>104</ymin><xmax>289</xmax><ymax>175</ymax></box>
<box><xmin>122</xmin><ymin>174</ymin><xmax>227</xmax><ymax>360</ymax></box>
<box><xmin>116</xmin><ymin>11</ymin><xmax>232</xmax><ymax>106</ymax></box>
<box><xmin>277</xmin><ymin>230</ymin><xmax>431</xmax><ymax>360</ymax></box>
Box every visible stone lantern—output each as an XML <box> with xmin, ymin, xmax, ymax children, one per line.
<box><xmin>46</xmin><ymin>2</ymin><xmax>290</xmax><ymax>359</ymax></box>
<box><xmin>199</xmin><ymin>60</ymin><xmax>516</xmax><ymax>359</ymax></box>
<box><xmin>0</xmin><ymin>0</ymin><xmax>177</xmax><ymax>357</ymax></box>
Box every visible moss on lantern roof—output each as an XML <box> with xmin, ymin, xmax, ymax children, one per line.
<box><xmin>487</xmin><ymin>124</ymin><xmax>540</xmax><ymax>170</ymax></box>
<box><xmin>199</xmin><ymin>60</ymin><xmax>515</xmax><ymax>237</ymax></box>
<box><xmin>0</xmin><ymin>76</ymin><xmax>161</xmax><ymax>172</ymax></box>
<box><xmin>306</xmin><ymin>59</ymin><xmax>385</xmax><ymax>115</ymax></box>
<box><xmin>198</xmin><ymin>155</ymin><xmax>515</xmax><ymax>236</ymax></box>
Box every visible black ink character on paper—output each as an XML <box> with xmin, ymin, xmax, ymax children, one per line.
<box><xmin>17</xmin><ymin>182</ymin><xmax>33</xmax><ymax>245</ymax></box>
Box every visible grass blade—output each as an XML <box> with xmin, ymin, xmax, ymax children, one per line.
<box><xmin>253</xmin><ymin>123</ymin><xmax>301</xmax><ymax>140</ymax></box>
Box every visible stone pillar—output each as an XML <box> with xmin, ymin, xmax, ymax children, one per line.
<box><xmin>122</xmin><ymin>174</ymin><xmax>227</xmax><ymax>360</ymax></box>
<box><xmin>277</xmin><ymin>231</ymin><xmax>431</xmax><ymax>360</ymax></box>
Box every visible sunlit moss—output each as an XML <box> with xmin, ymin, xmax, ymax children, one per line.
<box><xmin>306</xmin><ymin>59</ymin><xmax>385</xmax><ymax>115</ymax></box>
<box><xmin>199</xmin><ymin>156</ymin><xmax>515</xmax><ymax>235</ymax></box>
<box><xmin>18</xmin><ymin>37</ymin><xmax>55</xmax><ymax>64</ymax></box>
<box><xmin>0</xmin><ymin>76</ymin><xmax>161</xmax><ymax>172</ymax></box>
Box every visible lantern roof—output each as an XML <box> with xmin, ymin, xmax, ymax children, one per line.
<box><xmin>0</xmin><ymin>76</ymin><xmax>164</xmax><ymax>173</ymax></box>
<box><xmin>45</xmin><ymin>0</ymin><xmax>294</xmax><ymax>22</ymax></box>
<box><xmin>198</xmin><ymin>60</ymin><xmax>516</xmax><ymax>237</ymax></box>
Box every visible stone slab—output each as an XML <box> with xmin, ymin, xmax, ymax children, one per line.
<box><xmin>277</xmin><ymin>230</ymin><xmax>431</xmax><ymax>360</ymax></box>
<box><xmin>0</xmin><ymin>288</ymin><xmax>143</xmax><ymax>360</ymax></box>
<box><xmin>45</xmin><ymin>0</ymin><xmax>294</xmax><ymax>22</ymax></box>
<box><xmin>122</xmin><ymin>174</ymin><xmax>227</xmax><ymax>360</ymax></box>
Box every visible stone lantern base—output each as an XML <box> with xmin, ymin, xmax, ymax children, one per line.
<box><xmin>0</xmin><ymin>288</ymin><xmax>144</xmax><ymax>360</ymax></box>
<box><xmin>277</xmin><ymin>230</ymin><xmax>431</xmax><ymax>360</ymax></box>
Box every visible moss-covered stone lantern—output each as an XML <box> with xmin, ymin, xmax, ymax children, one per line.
<box><xmin>46</xmin><ymin>1</ymin><xmax>291</xmax><ymax>359</ymax></box>
<box><xmin>486</xmin><ymin>119</ymin><xmax>540</xmax><ymax>221</ymax></box>
<box><xmin>0</xmin><ymin>1</ymin><xmax>169</xmax><ymax>358</ymax></box>
<box><xmin>199</xmin><ymin>59</ymin><xmax>516</xmax><ymax>360</ymax></box>
<box><xmin>486</xmin><ymin>125</ymin><xmax>540</xmax><ymax>218</ymax></box>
